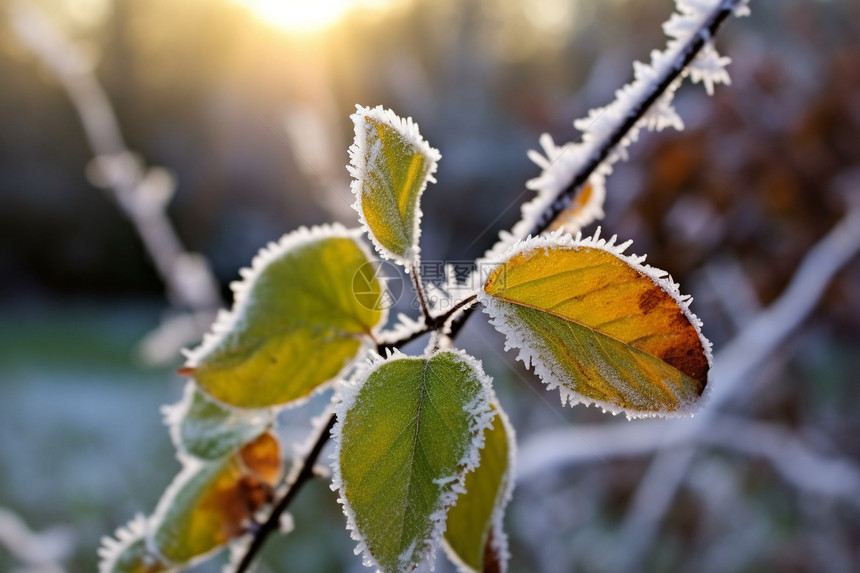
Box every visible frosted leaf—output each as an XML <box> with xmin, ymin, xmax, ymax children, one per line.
<box><xmin>479</xmin><ymin>229</ymin><xmax>713</xmax><ymax>419</ymax></box>
<box><xmin>348</xmin><ymin>105</ymin><xmax>441</xmax><ymax>264</ymax></box>
<box><xmin>98</xmin><ymin>515</ymin><xmax>173</xmax><ymax>573</ymax></box>
<box><xmin>442</xmin><ymin>401</ymin><xmax>517</xmax><ymax>573</ymax></box>
<box><xmin>330</xmin><ymin>348</ymin><xmax>495</xmax><ymax>572</ymax></box>
<box><xmin>150</xmin><ymin>433</ymin><xmax>282</xmax><ymax>566</ymax></box>
<box><xmin>182</xmin><ymin>223</ymin><xmax>385</xmax><ymax>408</ymax></box>
<box><xmin>162</xmin><ymin>382</ymin><xmax>274</xmax><ymax>461</ymax></box>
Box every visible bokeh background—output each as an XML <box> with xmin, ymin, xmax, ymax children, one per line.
<box><xmin>2</xmin><ymin>0</ymin><xmax>860</xmax><ymax>571</ymax></box>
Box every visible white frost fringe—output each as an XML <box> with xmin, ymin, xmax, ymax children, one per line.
<box><xmin>329</xmin><ymin>348</ymin><xmax>496</xmax><ymax>572</ymax></box>
<box><xmin>348</xmin><ymin>104</ymin><xmax>441</xmax><ymax>265</ymax></box>
<box><xmin>481</xmin><ymin>0</ymin><xmax>750</xmax><ymax>265</ymax></box>
<box><xmin>161</xmin><ymin>381</ymin><xmax>274</xmax><ymax>460</ymax></box>
<box><xmin>97</xmin><ymin>514</ymin><xmax>166</xmax><ymax>573</ymax></box>
<box><xmin>477</xmin><ymin>228</ymin><xmax>714</xmax><ymax>420</ymax></box>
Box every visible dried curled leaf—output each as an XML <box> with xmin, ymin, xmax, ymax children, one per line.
<box><xmin>546</xmin><ymin>182</ymin><xmax>605</xmax><ymax>235</ymax></box>
<box><xmin>348</xmin><ymin>105</ymin><xmax>440</xmax><ymax>264</ymax></box>
<box><xmin>151</xmin><ymin>432</ymin><xmax>282</xmax><ymax>565</ymax></box>
<box><xmin>163</xmin><ymin>382</ymin><xmax>273</xmax><ymax>460</ymax></box>
<box><xmin>332</xmin><ymin>349</ymin><xmax>495</xmax><ymax>573</ymax></box>
<box><xmin>443</xmin><ymin>401</ymin><xmax>516</xmax><ymax>573</ymax></box>
<box><xmin>184</xmin><ymin>224</ymin><xmax>385</xmax><ymax>408</ymax></box>
<box><xmin>478</xmin><ymin>230</ymin><xmax>711</xmax><ymax>418</ymax></box>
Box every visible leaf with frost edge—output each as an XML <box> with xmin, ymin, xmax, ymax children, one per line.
<box><xmin>181</xmin><ymin>223</ymin><xmax>386</xmax><ymax>409</ymax></box>
<box><xmin>329</xmin><ymin>348</ymin><xmax>496</xmax><ymax>572</ymax></box>
<box><xmin>162</xmin><ymin>381</ymin><xmax>275</xmax><ymax>460</ymax></box>
<box><xmin>442</xmin><ymin>399</ymin><xmax>517</xmax><ymax>573</ymax></box>
<box><xmin>478</xmin><ymin>228</ymin><xmax>713</xmax><ymax>420</ymax></box>
<box><xmin>98</xmin><ymin>514</ymin><xmax>173</xmax><ymax>573</ymax></box>
<box><xmin>148</xmin><ymin>430</ymin><xmax>282</xmax><ymax>568</ymax></box>
<box><xmin>148</xmin><ymin>458</ymin><xmax>227</xmax><ymax>566</ymax></box>
<box><xmin>348</xmin><ymin>104</ymin><xmax>441</xmax><ymax>265</ymax></box>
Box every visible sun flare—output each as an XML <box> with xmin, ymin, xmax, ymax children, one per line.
<box><xmin>230</xmin><ymin>0</ymin><xmax>394</xmax><ymax>34</ymax></box>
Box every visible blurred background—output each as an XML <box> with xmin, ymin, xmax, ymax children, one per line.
<box><xmin>2</xmin><ymin>0</ymin><xmax>860</xmax><ymax>571</ymax></box>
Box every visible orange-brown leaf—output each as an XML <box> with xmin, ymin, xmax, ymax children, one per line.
<box><xmin>479</xmin><ymin>232</ymin><xmax>710</xmax><ymax>417</ymax></box>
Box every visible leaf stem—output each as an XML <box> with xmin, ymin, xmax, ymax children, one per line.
<box><xmin>233</xmin><ymin>2</ymin><xmax>743</xmax><ymax>569</ymax></box>
<box><xmin>410</xmin><ymin>257</ymin><xmax>434</xmax><ymax>324</ymax></box>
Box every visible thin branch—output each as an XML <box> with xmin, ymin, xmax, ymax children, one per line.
<box><xmin>439</xmin><ymin>293</ymin><xmax>479</xmax><ymax>327</ymax></box>
<box><xmin>410</xmin><ymin>258</ymin><xmax>434</xmax><ymax>325</ymax></box>
<box><xmin>235</xmin><ymin>414</ymin><xmax>337</xmax><ymax>573</ymax></box>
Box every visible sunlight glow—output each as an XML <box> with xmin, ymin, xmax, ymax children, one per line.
<box><xmin>230</xmin><ymin>0</ymin><xmax>395</xmax><ymax>34</ymax></box>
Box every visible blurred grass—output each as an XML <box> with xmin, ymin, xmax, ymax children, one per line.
<box><xmin>0</xmin><ymin>302</ymin><xmax>181</xmax><ymax>571</ymax></box>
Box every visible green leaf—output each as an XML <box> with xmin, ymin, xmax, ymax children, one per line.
<box><xmin>152</xmin><ymin>432</ymin><xmax>282</xmax><ymax>565</ymax></box>
<box><xmin>443</xmin><ymin>402</ymin><xmax>515</xmax><ymax>573</ymax></box>
<box><xmin>479</xmin><ymin>231</ymin><xmax>711</xmax><ymax>419</ymax></box>
<box><xmin>333</xmin><ymin>349</ymin><xmax>495</xmax><ymax>573</ymax></box>
<box><xmin>184</xmin><ymin>224</ymin><xmax>386</xmax><ymax>408</ymax></box>
<box><xmin>164</xmin><ymin>382</ymin><xmax>273</xmax><ymax>460</ymax></box>
<box><xmin>348</xmin><ymin>105</ymin><xmax>441</xmax><ymax>263</ymax></box>
<box><xmin>98</xmin><ymin>516</ymin><xmax>174</xmax><ymax>573</ymax></box>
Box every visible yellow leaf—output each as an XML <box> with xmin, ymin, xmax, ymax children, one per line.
<box><xmin>185</xmin><ymin>224</ymin><xmax>385</xmax><ymax>408</ymax></box>
<box><xmin>479</xmin><ymin>231</ymin><xmax>711</xmax><ymax>418</ymax></box>
<box><xmin>348</xmin><ymin>105</ymin><xmax>440</xmax><ymax>263</ymax></box>
<box><xmin>443</xmin><ymin>401</ymin><xmax>515</xmax><ymax>573</ymax></box>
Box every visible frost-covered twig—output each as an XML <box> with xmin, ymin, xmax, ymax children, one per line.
<box><xmin>9</xmin><ymin>4</ymin><xmax>222</xmax><ymax>361</ymax></box>
<box><xmin>451</xmin><ymin>0</ymin><xmax>748</xmax><ymax>337</ymax></box>
<box><xmin>512</xmin><ymin>0</ymin><xmax>749</xmax><ymax>242</ymax></box>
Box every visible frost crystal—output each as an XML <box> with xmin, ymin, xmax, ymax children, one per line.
<box><xmin>97</xmin><ymin>514</ymin><xmax>168</xmax><ymax>573</ymax></box>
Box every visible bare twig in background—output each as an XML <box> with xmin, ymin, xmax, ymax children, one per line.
<box><xmin>0</xmin><ymin>507</ymin><xmax>74</xmax><ymax>573</ymax></box>
<box><xmin>9</xmin><ymin>4</ymin><xmax>222</xmax><ymax>364</ymax></box>
<box><xmin>701</xmin><ymin>256</ymin><xmax>762</xmax><ymax>330</ymax></box>
<box><xmin>705</xmin><ymin>416</ymin><xmax>860</xmax><ymax>509</ymax></box>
